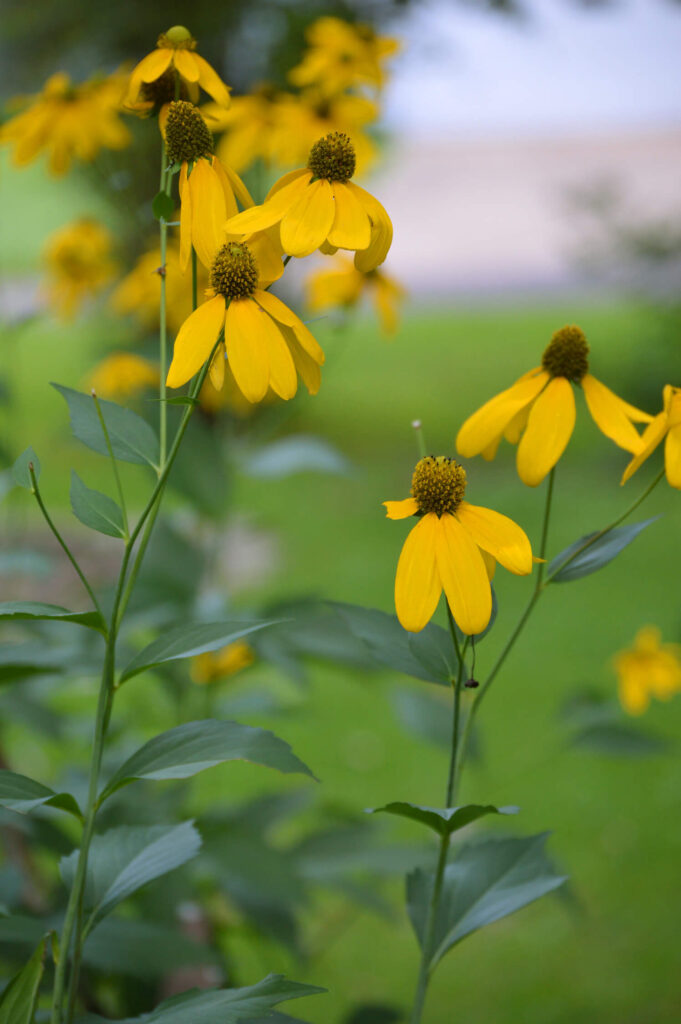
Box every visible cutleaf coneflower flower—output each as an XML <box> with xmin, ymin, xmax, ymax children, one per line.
<box><xmin>124</xmin><ymin>25</ymin><xmax>230</xmax><ymax>112</ymax></box>
<box><xmin>621</xmin><ymin>385</ymin><xmax>681</xmax><ymax>489</ymax></box>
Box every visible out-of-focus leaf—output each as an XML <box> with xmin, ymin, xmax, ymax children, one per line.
<box><xmin>53</xmin><ymin>383</ymin><xmax>159</xmax><ymax>470</ymax></box>
<box><xmin>367</xmin><ymin>802</ymin><xmax>518</xmax><ymax>838</ymax></box>
<box><xmin>407</xmin><ymin>833</ymin><xmax>567</xmax><ymax>968</ymax></box>
<box><xmin>547</xmin><ymin>518</ymin><xmax>658</xmax><ymax>582</ymax></box>
<box><xmin>572</xmin><ymin>723</ymin><xmax>670</xmax><ymax>756</ymax></box>
<box><xmin>244</xmin><ymin>436</ymin><xmax>352</xmax><ymax>478</ymax></box>
<box><xmin>129</xmin><ymin>519</ymin><xmax>204</xmax><ymax>618</ymax></box>
<box><xmin>11</xmin><ymin>447</ymin><xmax>40</xmax><ymax>490</ymax></box>
<box><xmin>0</xmin><ymin>551</ymin><xmax>52</xmax><ymax>576</ymax></box>
<box><xmin>0</xmin><ymin>934</ymin><xmax>47</xmax><ymax>1023</ymax></box>
<box><xmin>0</xmin><ymin>601</ymin><xmax>105</xmax><ymax>634</ymax></box>
<box><xmin>70</xmin><ymin>472</ymin><xmax>126</xmax><ymax>538</ymax></box>
<box><xmin>99</xmin><ymin>719</ymin><xmax>315</xmax><ymax>803</ymax></box>
<box><xmin>83</xmin><ymin>917</ymin><xmax>219</xmax><ymax>977</ymax></box>
<box><xmin>152</xmin><ymin>190</ymin><xmax>175</xmax><ymax>221</ymax></box>
<box><xmin>169</xmin><ymin>417</ymin><xmax>230</xmax><ymax>517</ymax></box>
<box><xmin>0</xmin><ymin>770</ymin><xmax>82</xmax><ymax>819</ymax></box>
<box><xmin>0</xmin><ymin>645</ymin><xmax>64</xmax><ymax>684</ymax></box>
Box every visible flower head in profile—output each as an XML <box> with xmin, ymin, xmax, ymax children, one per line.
<box><xmin>224</xmin><ymin>131</ymin><xmax>392</xmax><ymax>271</ymax></box>
<box><xmin>306</xmin><ymin>256</ymin><xmax>404</xmax><ymax>335</ymax></box>
<box><xmin>87</xmin><ymin>353</ymin><xmax>159</xmax><ymax>400</ymax></box>
<box><xmin>614</xmin><ymin>627</ymin><xmax>681</xmax><ymax>715</ymax></box>
<box><xmin>164</xmin><ymin>101</ymin><xmax>253</xmax><ymax>273</ymax></box>
<box><xmin>456</xmin><ymin>325</ymin><xmax>653</xmax><ymax>487</ymax></box>
<box><xmin>43</xmin><ymin>218</ymin><xmax>116</xmax><ymax>319</ymax></box>
<box><xmin>1</xmin><ymin>71</ymin><xmax>130</xmax><ymax>177</ymax></box>
<box><xmin>385</xmin><ymin>456</ymin><xmax>533</xmax><ymax>635</ymax></box>
<box><xmin>288</xmin><ymin>17</ymin><xmax>400</xmax><ymax>95</ymax></box>
<box><xmin>124</xmin><ymin>25</ymin><xmax>230</xmax><ymax>114</ymax></box>
<box><xmin>621</xmin><ymin>385</ymin><xmax>681</xmax><ymax>489</ymax></box>
<box><xmin>191</xmin><ymin>641</ymin><xmax>254</xmax><ymax>685</ymax></box>
<box><xmin>167</xmin><ymin>239</ymin><xmax>324</xmax><ymax>403</ymax></box>
<box><xmin>110</xmin><ymin>238</ymin><xmax>208</xmax><ymax>336</ymax></box>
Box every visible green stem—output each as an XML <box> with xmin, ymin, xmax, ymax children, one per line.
<box><xmin>28</xmin><ymin>467</ymin><xmax>104</xmax><ymax>624</ymax></box>
<box><xmin>91</xmin><ymin>392</ymin><xmax>129</xmax><ymax>539</ymax></box>
<box><xmin>159</xmin><ymin>140</ymin><xmax>169</xmax><ymax>472</ymax></box>
<box><xmin>413</xmin><ymin>420</ymin><xmax>427</xmax><ymax>459</ymax></box>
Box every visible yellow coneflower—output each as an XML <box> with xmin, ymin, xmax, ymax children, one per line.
<box><xmin>288</xmin><ymin>16</ymin><xmax>400</xmax><ymax>95</ymax></box>
<box><xmin>385</xmin><ymin>456</ymin><xmax>533</xmax><ymax>635</ymax></box>
<box><xmin>164</xmin><ymin>100</ymin><xmax>253</xmax><ymax>273</ymax></box>
<box><xmin>87</xmin><ymin>353</ymin><xmax>159</xmax><ymax>400</ymax></box>
<box><xmin>191</xmin><ymin>641</ymin><xmax>255</xmax><ymax>684</ymax></box>
<box><xmin>110</xmin><ymin>238</ymin><xmax>208</xmax><ymax>336</ymax></box>
<box><xmin>614</xmin><ymin>627</ymin><xmax>681</xmax><ymax>715</ymax></box>
<box><xmin>166</xmin><ymin>239</ymin><xmax>324</xmax><ymax>403</ymax></box>
<box><xmin>202</xmin><ymin>85</ymin><xmax>285</xmax><ymax>173</ymax></box>
<box><xmin>124</xmin><ymin>25</ymin><xmax>230</xmax><ymax>113</ymax></box>
<box><xmin>274</xmin><ymin>89</ymin><xmax>378</xmax><ymax>175</ymax></box>
<box><xmin>43</xmin><ymin>218</ymin><xmax>116</xmax><ymax>320</ymax></box>
<box><xmin>224</xmin><ymin>131</ymin><xmax>392</xmax><ymax>271</ymax></box>
<box><xmin>1</xmin><ymin>71</ymin><xmax>130</xmax><ymax>177</ymax></box>
<box><xmin>456</xmin><ymin>325</ymin><xmax>653</xmax><ymax>487</ymax></box>
<box><xmin>306</xmin><ymin>256</ymin><xmax>404</xmax><ymax>335</ymax></box>
<box><xmin>621</xmin><ymin>385</ymin><xmax>681</xmax><ymax>489</ymax></box>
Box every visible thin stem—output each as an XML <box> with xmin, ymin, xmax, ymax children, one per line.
<box><xmin>412</xmin><ymin>420</ymin><xmax>427</xmax><ymax>459</ymax></box>
<box><xmin>409</xmin><ymin>835</ymin><xmax>448</xmax><ymax>1024</ymax></box>
<box><xmin>445</xmin><ymin>607</ymin><xmax>467</xmax><ymax>807</ymax></box>
<box><xmin>91</xmin><ymin>392</ymin><xmax>128</xmax><ymax>539</ymax></box>
<box><xmin>28</xmin><ymin>467</ymin><xmax>104</xmax><ymax>624</ymax></box>
<box><xmin>159</xmin><ymin>139</ymin><xmax>169</xmax><ymax>472</ymax></box>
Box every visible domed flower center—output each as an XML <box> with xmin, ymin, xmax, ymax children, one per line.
<box><xmin>411</xmin><ymin>456</ymin><xmax>467</xmax><ymax>516</ymax></box>
<box><xmin>541</xmin><ymin>325</ymin><xmax>590</xmax><ymax>381</ymax></box>
<box><xmin>308</xmin><ymin>131</ymin><xmax>356</xmax><ymax>183</ymax></box>
<box><xmin>165</xmin><ymin>101</ymin><xmax>212</xmax><ymax>164</ymax></box>
<box><xmin>210</xmin><ymin>243</ymin><xmax>258</xmax><ymax>299</ymax></box>
<box><xmin>158</xmin><ymin>25</ymin><xmax>197</xmax><ymax>50</ymax></box>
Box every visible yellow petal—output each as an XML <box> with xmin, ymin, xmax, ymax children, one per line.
<box><xmin>260</xmin><ymin>315</ymin><xmax>298</xmax><ymax>400</ymax></box>
<box><xmin>209</xmin><ymin>343</ymin><xmax>225</xmax><ymax>390</ymax></box>
<box><xmin>435</xmin><ymin>514</ymin><xmax>492</xmax><ymax>636</ymax></box>
<box><xmin>247</xmin><ymin>233</ymin><xmax>284</xmax><ymax>288</ymax></box>
<box><xmin>328</xmin><ymin>182</ymin><xmax>372</xmax><ymax>250</ymax></box>
<box><xmin>456</xmin><ymin>370</ymin><xmax>549</xmax><ymax>458</ymax></box>
<box><xmin>173</xmin><ymin>49</ymin><xmax>200</xmax><ymax>83</ymax></box>
<box><xmin>283</xmin><ymin>329</ymin><xmax>322</xmax><ymax>395</ymax></box>
<box><xmin>384</xmin><ymin>498</ymin><xmax>418</xmax><ymax>520</ymax></box>
<box><xmin>166</xmin><ymin>295</ymin><xmax>225</xmax><ymax>388</ymax></box>
<box><xmin>480</xmin><ymin>548</ymin><xmax>497</xmax><ymax>581</ymax></box>
<box><xmin>253</xmin><ymin>289</ymin><xmax>325</xmax><ymax>364</ymax></box>
<box><xmin>137</xmin><ymin>49</ymin><xmax>173</xmax><ymax>84</ymax></box>
<box><xmin>194</xmin><ymin>54</ymin><xmax>231</xmax><ymax>107</ymax></box>
<box><xmin>210</xmin><ymin>156</ymin><xmax>238</xmax><ymax>220</ymax></box>
<box><xmin>504</xmin><ymin>403</ymin><xmax>532</xmax><ymax>444</ymax></box>
<box><xmin>618</xmin><ymin>673</ymin><xmax>649</xmax><ymax>716</ymax></box>
<box><xmin>179</xmin><ymin>162</ymin><xmax>192</xmax><ymax>273</ymax></box>
<box><xmin>456</xmin><ymin>502</ymin><xmax>533</xmax><ymax>575</ymax></box>
<box><xmin>189</xmin><ymin>159</ymin><xmax>226</xmax><ymax>269</ymax></box>
<box><xmin>394</xmin><ymin>514</ymin><xmax>442</xmax><ymax>633</ymax></box>
<box><xmin>225</xmin><ymin>173</ymin><xmax>311</xmax><ymax>236</ymax></box>
<box><xmin>620</xmin><ymin>411</ymin><xmax>668</xmax><ymax>484</ymax></box>
<box><xmin>347</xmin><ymin>182</ymin><xmax>393</xmax><ymax>271</ymax></box>
<box><xmin>224</xmin><ymin>298</ymin><xmax>270</xmax><ymax>402</ymax></box>
<box><xmin>216</xmin><ymin>158</ymin><xmax>253</xmax><ymax>210</ymax></box>
<box><xmin>582</xmin><ymin>374</ymin><xmax>645</xmax><ymax>453</ymax></box>
<box><xmin>281</xmin><ymin>179</ymin><xmax>335</xmax><ymax>257</ymax></box>
<box><xmin>664</xmin><ymin>423</ymin><xmax>681</xmax><ymax>488</ymax></box>
<box><xmin>516</xmin><ymin>376</ymin><xmax>575</xmax><ymax>487</ymax></box>
<box><xmin>265</xmin><ymin>168</ymin><xmax>311</xmax><ymax>201</ymax></box>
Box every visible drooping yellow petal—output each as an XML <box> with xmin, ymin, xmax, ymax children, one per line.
<box><xmin>135</xmin><ymin>49</ymin><xmax>173</xmax><ymax>86</ymax></box>
<box><xmin>253</xmin><ymin>289</ymin><xmax>325</xmax><ymax>364</ymax></box>
<box><xmin>456</xmin><ymin>502</ymin><xmax>532</xmax><ymax>575</ymax></box>
<box><xmin>260</xmin><ymin>316</ymin><xmax>298</xmax><ymax>399</ymax></box>
<box><xmin>504</xmin><ymin>403</ymin><xmax>532</xmax><ymax>444</ymax></box>
<box><xmin>224</xmin><ymin>298</ymin><xmax>270</xmax><ymax>402</ymax></box>
<box><xmin>481</xmin><ymin>435</ymin><xmax>502</xmax><ymax>461</ymax></box>
<box><xmin>173</xmin><ymin>49</ymin><xmax>200</xmax><ymax>83</ymax></box>
<box><xmin>209</xmin><ymin>343</ymin><xmax>225</xmax><ymax>390</ymax></box>
<box><xmin>328</xmin><ymin>182</ymin><xmax>372</xmax><ymax>250</ymax></box>
<box><xmin>194</xmin><ymin>54</ymin><xmax>231</xmax><ymax>107</ymax></box>
<box><xmin>394</xmin><ymin>514</ymin><xmax>442</xmax><ymax>633</ymax></box>
<box><xmin>265</xmin><ymin>168</ymin><xmax>311</xmax><ymax>201</ymax></box>
<box><xmin>247</xmin><ymin>232</ymin><xmax>284</xmax><ymax>288</ymax></box>
<box><xmin>179</xmin><ymin>163</ymin><xmax>192</xmax><ymax>273</ymax></box>
<box><xmin>480</xmin><ymin>548</ymin><xmax>497</xmax><ymax>581</ymax></box>
<box><xmin>664</xmin><ymin>423</ymin><xmax>681</xmax><ymax>488</ymax></box>
<box><xmin>516</xmin><ymin>376</ymin><xmax>576</xmax><ymax>487</ymax></box>
<box><xmin>582</xmin><ymin>374</ymin><xmax>646</xmax><ymax>453</ymax></box>
<box><xmin>225</xmin><ymin>173</ymin><xmax>311</xmax><ymax>236</ymax></box>
<box><xmin>620</xmin><ymin>411</ymin><xmax>668</xmax><ymax>484</ymax></box>
<box><xmin>216</xmin><ymin>158</ymin><xmax>253</xmax><ymax>210</ymax></box>
<box><xmin>280</xmin><ymin>179</ymin><xmax>335</xmax><ymax>257</ymax></box>
<box><xmin>618</xmin><ymin>672</ymin><xmax>650</xmax><ymax>716</ymax></box>
<box><xmin>456</xmin><ymin>370</ymin><xmax>549</xmax><ymax>458</ymax></box>
<box><xmin>210</xmin><ymin>156</ymin><xmax>239</xmax><ymax>220</ymax></box>
<box><xmin>435</xmin><ymin>514</ymin><xmax>492</xmax><ymax>636</ymax></box>
<box><xmin>189</xmin><ymin>158</ymin><xmax>226</xmax><ymax>269</ymax></box>
<box><xmin>166</xmin><ymin>295</ymin><xmax>225</xmax><ymax>388</ymax></box>
<box><xmin>283</xmin><ymin>329</ymin><xmax>322</xmax><ymax>395</ymax></box>
<box><xmin>384</xmin><ymin>498</ymin><xmax>418</xmax><ymax>520</ymax></box>
<box><xmin>347</xmin><ymin>182</ymin><xmax>393</xmax><ymax>271</ymax></box>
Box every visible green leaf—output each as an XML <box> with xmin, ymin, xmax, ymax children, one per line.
<box><xmin>61</xmin><ymin>822</ymin><xmax>201</xmax><ymax>927</ymax></box>
<box><xmin>118</xmin><ymin>619</ymin><xmax>280</xmax><ymax>683</ymax></box>
<box><xmin>0</xmin><ymin>645</ymin><xmax>65</xmax><ymax>684</ymax></box>
<box><xmin>12</xmin><ymin>448</ymin><xmax>40</xmax><ymax>490</ymax></box>
<box><xmin>245</xmin><ymin>436</ymin><xmax>352</xmax><ymax>478</ymax></box>
<box><xmin>70</xmin><ymin>471</ymin><xmax>126</xmax><ymax>539</ymax></box>
<box><xmin>0</xmin><ymin>770</ymin><xmax>82</xmax><ymax>819</ymax></box>
<box><xmin>152</xmin><ymin>190</ymin><xmax>175</xmax><ymax>221</ymax></box>
<box><xmin>84</xmin><ymin>917</ymin><xmax>219</xmax><ymax>978</ymax></box>
<box><xmin>52</xmin><ymin>383</ymin><xmax>159</xmax><ymax>470</ymax></box>
<box><xmin>0</xmin><ymin>601</ymin><xmax>106</xmax><ymax>634</ymax></box>
<box><xmin>0</xmin><ymin>935</ymin><xmax>48</xmax><ymax>1024</ymax></box>
<box><xmin>367</xmin><ymin>802</ymin><xmax>518</xmax><ymax>838</ymax></box>
<box><xmin>572</xmin><ymin>722</ymin><xmax>670</xmax><ymax>756</ymax></box>
<box><xmin>99</xmin><ymin>719</ymin><xmax>315</xmax><ymax>804</ymax></box>
<box><xmin>407</xmin><ymin>832</ymin><xmax>567</xmax><ymax>969</ymax></box>
<box><xmin>547</xmin><ymin>518</ymin><xmax>658</xmax><ymax>582</ymax></box>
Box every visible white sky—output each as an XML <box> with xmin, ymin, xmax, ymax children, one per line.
<box><xmin>384</xmin><ymin>0</ymin><xmax>681</xmax><ymax>137</ymax></box>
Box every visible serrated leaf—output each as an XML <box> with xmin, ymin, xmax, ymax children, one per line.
<box><xmin>99</xmin><ymin>719</ymin><xmax>315</xmax><ymax>804</ymax></box>
<box><xmin>52</xmin><ymin>383</ymin><xmax>159</xmax><ymax>470</ymax></box>
<box><xmin>547</xmin><ymin>518</ymin><xmax>658</xmax><ymax>582</ymax></box>
<box><xmin>0</xmin><ymin>770</ymin><xmax>82</xmax><ymax>819</ymax></box>
<box><xmin>0</xmin><ymin>601</ymin><xmax>106</xmax><ymax>634</ymax></box>
<box><xmin>367</xmin><ymin>802</ymin><xmax>518</xmax><ymax>838</ymax></box>
<box><xmin>61</xmin><ymin>822</ymin><xmax>201</xmax><ymax>928</ymax></box>
<box><xmin>152</xmin><ymin>190</ymin><xmax>175</xmax><ymax>221</ymax></box>
<box><xmin>70</xmin><ymin>472</ymin><xmax>126</xmax><ymax>538</ymax></box>
<box><xmin>407</xmin><ymin>832</ymin><xmax>567</xmax><ymax>969</ymax></box>
<box><xmin>12</xmin><ymin>448</ymin><xmax>40</xmax><ymax>490</ymax></box>
<box><xmin>119</xmin><ymin>619</ymin><xmax>280</xmax><ymax>683</ymax></box>
<box><xmin>0</xmin><ymin>934</ymin><xmax>48</xmax><ymax>1023</ymax></box>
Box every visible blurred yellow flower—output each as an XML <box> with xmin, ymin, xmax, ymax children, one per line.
<box><xmin>385</xmin><ymin>456</ymin><xmax>532</xmax><ymax>635</ymax></box>
<box><xmin>191</xmin><ymin>641</ymin><xmax>255</xmax><ymax>684</ymax></box>
<box><xmin>1</xmin><ymin>71</ymin><xmax>131</xmax><ymax>177</ymax></box>
<box><xmin>124</xmin><ymin>25</ymin><xmax>230</xmax><ymax>113</ymax></box>
<box><xmin>306</xmin><ymin>257</ymin><xmax>404</xmax><ymax>334</ymax></box>
<box><xmin>289</xmin><ymin>17</ymin><xmax>399</xmax><ymax>95</ymax></box>
<box><xmin>203</xmin><ymin>86</ymin><xmax>286</xmax><ymax>173</ymax></box>
<box><xmin>87</xmin><ymin>353</ymin><xmax>159</xmax><ymax>400</ymax></box>
<box><xmin>110</xmin><ymin>239</ymin><xmax>206</xmax><ymax>336</ymax></box>
<box><xmin>621</xmin><ymin>385</ymin><xmax>681</xmax><ymax>489</ymax></box>
<box><xmin>614</xmin><ymin>627</ymin><xmax>681</xmax><ymax>715</ymax></box>
<box><xmin>456</xmin><ymin>325</ymin><xmax>653</xmax><ymax>487</ymax></box>
<box><xmin>43</xmin><ymin>218</ymin><xmax>116</xmax><ymax>320</ymax></box>
<box><xmin>225</xmin><ymin>131</ymin><xmax>392</xmax><ymax>270</ymax></box>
